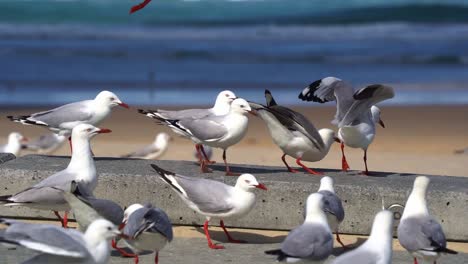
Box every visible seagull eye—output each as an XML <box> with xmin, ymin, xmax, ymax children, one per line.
<box><xmin>110</xmin><ymin>97</ymin><xmax>115</xmax><ymax>101</ymax></box>
<box><xmin>245</xmin><ymin>180</ymin><xmax>251</xmax><ymax>184</ymax></box>
<box><xmin>240</xmin><ymin>105</ymin><xmax>245</xmax><ymax>108</ymax></box>
<box><xmin>225</xmin><ymin>94</ymin><xmax>229</xmax><ymax>97</ymax></box>
<box><xmin>86</xmin><ymin>128</ymin><xmax>92</xmax><ymax>132</ymax></box>
<box><xmin>107</xmin><ymin>226</ymin><xmax>112</xmax><ymax>231</ymax></box>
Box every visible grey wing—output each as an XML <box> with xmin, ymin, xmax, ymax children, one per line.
<box><xmin>319</xmin><ymin>190</ymin><xmax>345</xmax><ymax>222</ymax></box>
<box><xmin>267</xmin><ymin>106</ymin><xmax>325</xmax><ymax>151</ymax></box>
<box><xmin>421</xmin><ymin>218</ymin><xmax>447</xmax><ymax>250</ymax></box>
<box><xmin>178</xmin><ymin>117</ymin><xmax>228</xmax><ymax>141</ymax></box>
<box><xmin>29</xmin><ymin>101</ymin><xmax>93</xmax><ymax>128</ymax></box>
<box><xmin>398</xmin><ymin>217</ymin><xmax>445</xmax><ymax>252</ymax></box>
<box><xmin>87</xmin><ymin>198</ymin><xmax>124</xmax><ymax>226</ymax></box>
<box><xmin>122</xmin><ymin>144</ymin><xmax>158</xmax><ymax>158</ymax></box>
<box><xmin>332</xmin><ymin>248</ymin><xmax>380</xmax><ymax>264</ymax></box>
<box><xmin>281</xmin><ymin>224</ymin><xmax>333</xmax><ymax>260</ymax></box>
<box><xmin>339</xmin><ymin>84</ymin><xmax>394</xmax><ymax>127</ymax></box>
<box><xmin>124</xmin><ymin>207</ymin><xmax>173</xmax><ymax>241</ymax></box>
<box><xmin>175</xmin><ymin>175</ymin><xmax>235</xmax><ymax>213</ymax></box>
<box><xmin>25</xmin><ymin>134</ymin><xmax>60</xmax><ymax>150</ymax></box>
<box><xmin>1</xmin><ymin>221</ymin><xmax>88</xmax><ymax>258</ymax></box>
<box><xmin>157</xmin><ymin>108</ymin><xmax>212</xmax><ymax>119</ymax></box>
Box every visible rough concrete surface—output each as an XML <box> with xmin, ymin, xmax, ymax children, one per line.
<box><xmin>0</xmin><ymin>155</ymin><xmax>467</xmax><ymax>241</ymax></box>
<box><xmin>0</xmin><ymin>153</ymin><xmax>15</xmax><ymax>165</ymax></box>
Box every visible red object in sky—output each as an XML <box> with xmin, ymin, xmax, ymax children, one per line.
<box><xmin>129</xmin><ymin>0</ymin><xmax>152</xmax><ymax>14</ymax></box>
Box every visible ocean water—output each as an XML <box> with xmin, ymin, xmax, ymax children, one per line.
<box><xmin>0</xmin><ymin>0</ymin><xmax>468</xmax><ymax>106</ymax></box>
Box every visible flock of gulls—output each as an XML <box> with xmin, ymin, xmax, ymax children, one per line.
<box><xmin>0</xmin><ymin>77</ymin><xmax>460</xmax><ymax>264</ymax></box>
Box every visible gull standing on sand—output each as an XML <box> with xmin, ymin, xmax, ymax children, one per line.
<box><xmin>298</xmin><ymin>77</ymin><xmax>394</xmax><ymax>175</ymax></box>
<box><xmin>315</xmin><ymin>176</ymin><xmax>346</xmax><ymax>248</ymax></box>
<box><xmin>250</xmin><ymin>90</ymin><xmax>339</xmax><ymax>175</ymax></box>
<box><xmin>332</xmin><ymin>210</ymin><xmax>394</xmax><ymax>264</ymax></box>
<box><xmin>0</xmin><ymin>132</ymin><xmax>27</xmax><ymax>156</ymax></box>
<box><xmin>148</xmin><ymin>98</ymin><xmax>254</xmax><ymax>175</ymax></box>
<box><xmin>265</xmin><ymin>193</ymin><xmax>333</xmax><ymax>263</ymax></box>
<box><xmin>7</xmin><ymin>90</ymin><xmax>128</xmax><ymax>150</ymax></box>
<box><xmin>21</xmin><ymin>133</ymin><xmax>66</xmax><ymax>155</ymax></box>
<box><xmin>0</xmin><ymin>218</ymin><xmax>121</xmax><ymax>264</ymax></box>
<box><xmin>397</xmin><ymin>176</ymin><xmax>458</xmax><ymax>264</ymax></box>
<box><xmin>139</xmin><ymin>90</ymin><xmax>236</xmax><ymax>165</ymax></box>
<box><xmin>122</xmin><ymin>133</ymin><xmax>172</xmax><ymax>159</ymax></box>
<box><xmin>0</xmin><ymin>124</ymin><xmax>111</xmax><ymax>228</ymax></box>
<box><xmin>114</xmin><ymin>203</ymin><xmax>173</xmax><ymax>264</ymax></box>
<box><xmin>151</xmin><ymin>164</ymin><xmax>267</xmax><ymax>249</ymax></box>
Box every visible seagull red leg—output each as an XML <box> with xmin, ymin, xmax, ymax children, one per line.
<box><xmin>62</xmin><ymin>211</ymin><xmax>69</xmax><ymax>228</ymax></box>
<box><xmin>340</xmin><ymin>142</ymin><xmax>350</xmax><ymax>171</ymax></box>
<box><xmin>223</xmin><ymin>150</ymin><xmax>240</xmax><ymax>176</ymax></box>
<box><xmin>129</xmin><ymin>0</ymin><xmax>152</xmax><ymax>14</ymax></box>
<box><xmin>53</xmin><ymin>211</ymin><xmax>65</xmax><ymax>227</ymax></box>
<box><xmin>336</xmin><ymin>233</ymin><xmax>348</xmax><ymax>249</ymax></box>
<box><xmin>413</xmin><ymin>257</ymin><xmax>418</xmax><ymax>264</ymax></box>
<box><xmin>111</xmin><ymin>239</ymin><xmax>138</xmax><ymax>258</ymax></box>
<box><xmin>296</xmin><ymin>157</ymin><xmax>323</xmax><ymax>175</ymax></box>
<box><xmin>204</xmin><ymin>220</ymin><xmax>224</xmax><ymax>249</ymax></box>
<box><xmin>68</xmin><ymin>136</ymin><xmax>73</xmax><ymax>153</ymax></box>
<box><xmin>196</xmin><ymin>144</ymin><xmax>212</xmax><ymax>173</ymax></box>
<box><xmin>281</xmin><ymin>154</ymin><xmax>299</xmax><ymax>173</ymax></box>
<box><xmin>154</xmin><ymin>252</ymin><xmax>159</xmax><ymax>264</ymax></box>
<box><xmin>362</xmin><ymin>149</ymin><xmax>369</xmax><ymax>175</ymax></box>
<box><xmin>220</xmin><ymin>220</ymin><xmax>246</xmax><ymax>243</ymax></box>
<box><xmin>201</xmin><ymin>145</ymin><xmax>215</xmax><ymax>164</ymax></box>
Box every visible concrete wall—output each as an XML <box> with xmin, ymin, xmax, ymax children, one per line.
<box><xmin>0</xmin><ymin>154</ymin><xmax>467</xmax><ymax>241</ymax></box>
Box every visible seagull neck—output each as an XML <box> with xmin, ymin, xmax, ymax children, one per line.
<box><xmin>402</xmin><ymin>190</ymin><xmax>429</xmax><ymax>219</ymax></box>
<box><xmin>318</xmin><ymin>183</ymin><xmax>334</xmax><ymax>193</ymax></box>
<box><xmin>367</xmin><ymin>221</ymin><xmax>393</xmax><ymax>246</ymax></box>
<box><xmin>84</xmin><ymin>233</ymin><xmax>109</xmax><ymax>263</ymax></box>
<box><xmin>305</xmin><ymin>210</ymin><xmax>329</xmax><ymax>227</ymax></box>
<box><xmin>68</xmin><ymin>137</ymin><xmax>94</xmax><ymax>171</ymax></box>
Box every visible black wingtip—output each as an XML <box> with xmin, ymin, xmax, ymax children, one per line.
<box><xmin>264</xmin><ymin>89</ymin><xmax>277</xmax><ymax>107</ymax></box>
<box><xmin>6</xmin><ymin>116</ymin><xmax>14</xmax><ymax>121</ymax></box>
<box><xmin>440</xmin><ymin>247</ymin><xmax>458</xmax><ymax>255</ymax></box>
<box><xmin>0</xmin><ymin>195</ymin><xmax>12</xmax><ymax>203</ymax></box>
<box><xmin>353</xmin><ymin>84</ymin><xmax>382</xmax><ymax>100</ymax></box>
<box><xmin>298</xmin><ymin>79</ymin><xmax>326</xmax><ymax>103</ymax></box>
<box><xmin>150</xmin><ymin>164</ymin><xmax>175</xmax><ymax>177</ymax></box>
<box><xmin>137</xmin><ymin>109</ymin><xmax>147</xmax><ymax>114</ymax></box>
<box><xmin>264</xmin><ymin>249</ymin><xmax>287</xmax><ymax>261</ymax></box>
<box><xmin>265</xmin><ymin>89</ymin><xmax>271</xmax><ymax>95</ymax></box>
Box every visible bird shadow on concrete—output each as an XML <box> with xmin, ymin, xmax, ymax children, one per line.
<box><xmin>329</xmin><ymin>237</ymin><xmax>367</xmax><ymax>257</ymax></box>
<box><xmin>110</xmin><ymin>247</ymin><xmax>154</xmax><ymax>257</ymax></box>
<box><xmin>192</xmin><ymin>225</ymin><xmax>287</xmax><ymax>244</ymax></box>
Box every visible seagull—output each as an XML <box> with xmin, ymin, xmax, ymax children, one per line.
<box><xmin>265</xmin><ymin>193</ymin><xmax>333</xmax><ymax>263</ymax></box>
<box><xmin>21</xmin><ymin>133</ymin><xmax>66</xmax><ymax>155</ymax></box>
<box><xmin>122</xmin><ymin>133</ymin><xmax>172</xmax><ymax>159</ymax></box>
<box><xmin>0</xmin><ymin>132</ymin><xmax>27</xmax><ymax>156</ymax></box>
<box><xmin>194</xmin><ymin>144</ymin><xmax>213</xmax><ymax>163</ymax></box>
<box><xmin>139</xmin><ymin>90</ymin><xmax>236</xmax><ymax>165</ymax></box>
<box><xmin>397</xmin><ymin>176</ymin><xmax>458</xmax><ymax>264</ymax></box>
<box><xmin>315</xmin><ymin>176</ymin><xmax>346</xmax><ymax>248</ymax></box>
<box><xmin>250</xmin><ymin>90</ymin><xmax>339</xmax><ymax>175</ymax></box>
<box><xmin>0</xmin><ymin>218</ymin><xmax>121</xmax><ymax>264</ymax></box>
<box><xmin>114</xmin><ymin>203</ymin><xmax>173</xmax><ymax>264</ymax></box>
<box><xmin>332</xmin><ymin>210</ymin><xmax>394</xmax><ymax>264</ymax></box>
<box><xmin>298</xmin><ymin>77</ymin><xmax>394</xmax><ymax>175</ymax></box>
<box><xmin>0</xmin><ymin>124</ymin><xmax>111</xmax><ymax>228</ymax></box>
<box><xmin>148</xmin><ymin>98</ymin><xmax>254</xmax><ymax>176</ymax></box>
<box><xmin>7</xmin><ymin>90</ymin><xmax>128</xmax><ymax>151</ymax></box>
<box><xmin>151</xmin><ymin>164</ymin><xmax>267</xmax><ymax>249</ymax></box>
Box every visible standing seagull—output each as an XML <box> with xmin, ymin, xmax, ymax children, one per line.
<box><xmin>139</xmin><ymin>90</ymin><xmax>236</xmax><ymax>165</ymax></box>
<box><xmin>0</xmin><ymin>218</ymin><xmax>121</xmax><ymax>264</ymax></box>
<box><xmin>298</xmin><ymin>77</ymin><xmax>394</xmax><ymax>175</ymax></box>
<box><xmin>151</xmin><ymin>164</ymin><xmax>267</xmax><ymax>249</ymax></box>
<box><xmin>250</xmin><ymin>90</ymin><xmax>339</xmax><ymax>175</ymax></box>
<box><xmin>332</xmin><ymin>210</ymin><xmax>394</xmax><ymax>264</ymax></box>
<box><xmin>7</xmin><ymin>90</ymin><xmax>128</xmax><ymax>150</ymax></box>
<box><xmin>21</xmin><ymin>133</ymin><xmax>66</xmax><ymax>155</ymax></box>
<box><xmin>398</xmin><ymin>176</ymin><xmax>458</xmax><ymax>264</ymax></box>
<box><xmin>115</xmin><ymin>203</ymin><xmax>173</xmax><ymax>264</ymax></box>
<box><xmin>0</xmin><ymin>132</ymin><xmax>27</xmax><ymax>156</ymax></box>
<box><xmin>149</xmin><ymin>98</ymin><xmax>254</xmax><ymax>176</ymax></box>
<box><xmin>0</xmin><ymin>124</ymin><xmax>111</xmax><ymax>228</ymax></box>
<box><xmin>316</xmin><ymin>176</ymin><xmax>346</xmax><ymax>248</ymax></box>
<box><xmin>122</xmin><ymin>133</ymin><xmax>172</xmax><ymax>159</ymax></box>
<box><xmin>265</xmin><ymin>193</ymin><xmax>333</xmax><ymax>263</ymax></box>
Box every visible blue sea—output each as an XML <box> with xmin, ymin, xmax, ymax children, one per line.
<box><xmin>0</xmin><ymin>0</ymin><xmax>468</xmax><ymax>106</ymax></box>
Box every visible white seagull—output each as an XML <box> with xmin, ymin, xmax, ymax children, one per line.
<box><xmin>151</xmin><ymin>164</ymin><xmax>267</xmax><ymax>249</ymax></box>
<box><xmin>7</xmin><ymin>90</ymin><xmax>128</xmax><ymax>151</ymax></box>
<box><xmin>149</xmin><ymin>98</ymin><xmax>254</xmax><ymax>176</ymax></box>
<box><xmin>0</xmin><ymin>132</ymin><xmax>28</xmax><ymax>156</ymax></box>
<box><xmin>265</xmin><ymin>193</ymin><xmax>333</xmax><ymax>263</ymax></box>
<box><xmin>250</xmin><ymin>90</ymin><xmax>339</xmax><ymax>175</ymax></box>
<box><xmin>122</xmin><ymin>132</ymin><xmax>172</xmax><ymax>159</ymax></box>
<box><xmin>332</xmin><ymin>210</ymin><xmax>394</xmax><ymax>264</ymax></box>
<box><xmin>0</xmin><ymin>218</ymin><xmax>121</xmax><ymax>264</ymax></box>
<box><xmin>114</xmin><ymin>203</ymin><xmax>173</xmax><ymax>264</ymax></box>
<box><xmin>397</xmin><ymin>176</ymin><xmax>458</xmax><ymax>264</ymax></box>
<box><xmin>316</xmin><ymin>176</ymin><xmax>346</xmax><ymax>248</ymax></box>
<box><xmin>298</xmin><ymin>77</ymin><xmax>394</xmax><ymax>175</ymax></box>
<box><xmin>22</xmin><ymin>133</ymin><xmax>66</xmax><ymax>155</ymax></box>
<box><xmin>0</xmin><ymin>124</ymin><xmax>111</xmax><ymax>228</ymax></box>
<box><xmin>138</xmin><ymin>90</ymin><xmax>236</xmax><ymax>165</ymax></box>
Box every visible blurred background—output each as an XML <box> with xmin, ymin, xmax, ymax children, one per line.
<box><xmin>0</xmin><ymin>0</ymin><xmax>467</xmax><ymax>176</ymax></box>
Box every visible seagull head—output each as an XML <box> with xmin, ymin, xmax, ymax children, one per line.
<box><xmin>85</xmin><ymin>219</ymin><xmax>121</xmax><ymax>241</ymax></box>
<box><xmin>217</xmin><ymin>90</ymin><xmax>237</xmax><ymax>104</ymax></box>
<box><xmin>9</xmin><ymin>132</ymin><xmax>27</xmax><ymax>144</ymax></box>
<box><xmin>122</xmin><ymin>203</ymin><xmax>145</xmax><ymax>226</ymax></box>
<box><xmin>412</xmin><ymin>176</ymin><xmax>430</xmax><ymax>197</ymax></box>
<box><xmin>371</xmin><ymin>106</ymin><xmax>385</xmax><ymax>128</ymax></box>
<box><xmin>236</xmin><ymin>173</ymin><xmax>267</xmax><ymax>191</ymax></box>
<box><xmin>155</xmin><ymin>132</ymin><xmax>172</xmax><ymax>145</ymax></box>
<box><xmin>231</xmin><ymin>98</ymin><xmax>256</xmax><ymax>116</ymax></box>
<box><xmin>318</xmin><ymin>128</ymin><xmax>339</xmax><ymax>148</ymax></box>
<box><xmin>72</xmin><ymin>124</ymin><xmax>112</xmax><ymax>140</ymax></box>
<box><xmin>95</xmin><ymin>90</ymin><xmax>129</xmax><ymax>109</ymax></box>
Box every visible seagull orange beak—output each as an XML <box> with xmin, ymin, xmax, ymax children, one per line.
<box><xmin>118</xmin><ymin>102</ymin><xmax>130</xmax><ymax>109</ymax></box>
<box><xmin>98</xmin><ymin>128</ymin><xmax>112</xmax><ymax>134</ymax></box>
<box><xmin>379</xmin><ymin>119</ymin><xmax>385</xmax><ymax>128</ymax></box>
<box><xmin>255</xmin><ymin>183</ymin><xmax>267</xmax><ymax>191</ymax></box>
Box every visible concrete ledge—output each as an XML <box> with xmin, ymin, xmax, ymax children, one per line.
<box><xmin>0</xmin><ymin>153</ymin><xmax>15</xmax><ymax>165</ymax></box>
<box><xmin>0</xmin><ymin>155</ymin><xmax>467</xmax><ymax>241</ymax></box>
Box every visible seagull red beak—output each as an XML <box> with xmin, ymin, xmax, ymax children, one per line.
<box><xmin>21</xmin><ymin>137</ymin><xmax>28</xmax><ymax>143</ymax></box>
<box><xmin>98</xmin><ymin>128</ymin><xmax>112</xmax><ymax>134</ymax></box>
<box><xmin>379</xmin><ymin>119</ymin><xmax>385</xmax><ymax>128</ymax></box>
<box><xmin>248</xmin><ymin>109</ymin><xmax>258</xmax><ymax>116</ymax></box>
<box><xmin>118</xmin><ymin>102</ymin><xmax>130</xmax><ymax>109</ymax></box>
<box><xmin>255</xmin><ymin>183</ymin><xmax>267</xmax><ymax>190</ymax></box>
<box><xmin>118</xmin><ymin>222</ymin><xmax>126</xmax><ymax>230</ymax></box>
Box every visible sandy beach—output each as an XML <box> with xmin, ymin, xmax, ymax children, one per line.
<box><xmin>1</xmin><ymin>105</ymin><xmax>467</xmax><ymax>177</ymax></box>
